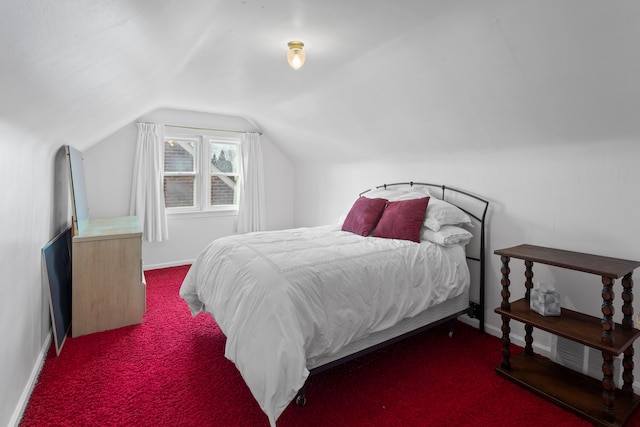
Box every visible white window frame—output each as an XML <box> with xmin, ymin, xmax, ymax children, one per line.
<box><xmin>164</xmin><ymin>130</ymin><xmax>241</xmax><ymax>217</ymax></box>
<box><xmin>163</xmin><ymin>137</ymin><xmax>199</xmax><ymax>212</ymax></box>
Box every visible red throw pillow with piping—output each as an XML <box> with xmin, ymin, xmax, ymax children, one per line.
<box><xmin>373</xmin><ymin>196</ymin><xmax>430</xmax><ymax>243</ymax></box>
<box><xmin>342</xmin><ymin>197</ymin><xmax>388</xmax><ymax>236</ymax></box>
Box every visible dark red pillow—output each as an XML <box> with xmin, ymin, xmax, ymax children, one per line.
<box><xmin>373</xmin><ymin>196</ymin><xmax>430</xmax><ymax>243</ymax></box>
<box><xmin>342</xmin><ymin>197</ymin><xmax>388</xmax><ymax>236</ymax></box>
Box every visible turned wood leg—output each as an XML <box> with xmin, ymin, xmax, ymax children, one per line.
<box><xmin>500</xmin><ymin>256</ymin><xmax>511</xmax><ymax>311</ymax></box>
<box><xmin>501</xmin><ymin>315</ymin><xmax>511</xmax><ymax>370</ymax></box>
<box><xmin>524</xmin><ymin>324</ymin><xmax>534</xmax><ymax>355</ymax></box>
<box><xmin>601</xmin><ymin>277</ymin><xmax>617</xmax><ymax>421</ymax></box>
<box><xmin>601</xmin><ymin>276</ymin><xmax>615</xmax><ymax>346</ymax></box>
<box><xmin>499</xmin><ymin>255</ymin><xmax>512</xmax><ymax>369</ymax></box>
<box><xmin>602</xmin><ymin>351</ymin><xmax>615</xmax><ymax>421</ymax></box>
<box><xmin>621</xmin><ymin>273</ymin><xmax>635</xmax><ymax>398</ymax></box>
<box><xmin>524</xmin><ymin>260</ymin><xmax>534</xmax><ymax>302</ymax></box>
<box><xmin>522</xmin><ymin>260</ymin><xmax>534</xmax><ymax>354</ymax></box>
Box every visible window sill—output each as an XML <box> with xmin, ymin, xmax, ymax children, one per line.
<box><xmin>167</xmin><ymin>208</ymin><xmax>238</xmax><ymax>220</ymax></box>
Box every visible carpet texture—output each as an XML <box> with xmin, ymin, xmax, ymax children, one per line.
<box><xmin>20</xmin><ymin>265</ymin><xmax>640</xmax><ymax>426</ymax></box>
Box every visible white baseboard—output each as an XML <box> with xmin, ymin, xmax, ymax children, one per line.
<box><xmin>483</xmin><ymin>321</ymin><xmax>553</xmax><ymax>357</ymax></box>
<box><xmin>9</xmin><ymin>330</ymin><xmax>52</xmax><ymax>427</ymax></box>
<box><xmin>458</xmin><ymin>315</ymin><xmax>553</xmax><ymax>356</ymax></box>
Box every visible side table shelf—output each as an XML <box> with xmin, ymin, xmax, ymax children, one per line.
<box><xmin>494</xmin><ymin>244</ymin><xmax>640</xmax><ymax>427</ymax></box>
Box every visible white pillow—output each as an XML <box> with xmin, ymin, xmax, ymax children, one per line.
<box><xmin>364</xmin><ymin>186</ymin><xmax>430</xmax><ymax>201</ymax></box>
<box><xmin>363</xmin><ymin>189</ymin><xmax>406</xmax><ymax>200</ymax></box>
<box><xmin>421</xmin><ymin>225</ymin><xmax>473</xmax><ymax>246</ymax></box>
<box><xmin>423</xmin><ymin>198</ymin><xmax>472</xmax><ymax>231</ymax></box>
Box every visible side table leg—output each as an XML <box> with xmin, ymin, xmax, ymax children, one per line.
<box><xmin>500</xmin><ymin>256</ymin><xmax>511</xmax><ymax>311</ymax></box>
<box><xmin>524</xmin><ymin>324</ymin><xmax>534</xmax><ymax>355</ymax></box>
<box><xmin>524</xmin><ymin>260</ymin><xmax>534</xmax><ymax>302</ymax></box>
<box><xmin>601</xmin><ymin>276</ymin><xmax>616</xmax><ymax>421</ymax></box>
<box><xmin>499</xmin><ymin>255</ymin><xmax>512</xmax><ymax>369</ymax></box>
<box><xmin>622</xmin><ymin>273</ymin><xmax>635</xmax><ymax>398</ymax></box>
<box><xmin>601</xmin><ymin>276</ymin><xmax>615</xmax><ymax>346</ymax></box>
<box><xmin>501</xmin><ymin>315</ymin><xmax>511</xmax><ymax>370</ymax></box>
<box><xmin>602</xmin><ymin>351</ymin><xmax>616</xmax><ymax>422</ymax></box>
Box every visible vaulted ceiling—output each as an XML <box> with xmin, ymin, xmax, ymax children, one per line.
<box><xmin>2</xmin><ymin>0</ymin><xmax>640</xmax><ymax>163</ymax></box>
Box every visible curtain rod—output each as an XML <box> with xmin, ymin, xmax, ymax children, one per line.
<box><xmin>164</xmin><ymin>123</ymin><xmax>262</xmax><ymax>135</ymax></box>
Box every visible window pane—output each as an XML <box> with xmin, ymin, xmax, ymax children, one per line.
<box><xmin>210</xmin><ymin>143</ymin><xmax>239</xmax><ymax>174</ymax></box>
<box><xmin>211</xmin><ymin>176</ymin><xmax>237</xmax><ymax>206</ymax></box>
<box><xmin>164</xmin><ymin>176</ymin><xmax>195</xmax><ymax>208</ymax></box>
<box><xmin>165</xmin><ymin>140</ymin><xmax>195</xmax><ymax>172</ymax></box>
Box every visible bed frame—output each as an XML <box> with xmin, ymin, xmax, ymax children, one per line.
<box><xmin>295</xmin><ymin>182</ymin><xmax>489</xmax><ymax>406</ymax></box>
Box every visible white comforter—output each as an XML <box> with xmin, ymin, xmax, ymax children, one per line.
<box><xmin>179</xmin><ymin>226</ymin><xmax>470</xmax><ymax>426</ymax></box>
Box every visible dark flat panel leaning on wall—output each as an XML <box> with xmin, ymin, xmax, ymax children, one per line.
<box><xmin>42</xmin><ymin>227</ymin><xmax>72</xmax><ymax>355</ymax></box>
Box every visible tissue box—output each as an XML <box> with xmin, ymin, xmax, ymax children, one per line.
<box><xmin>530</xmin><ymin>288</ymin><xmax>561</xmax><ymax>316</ymax></box>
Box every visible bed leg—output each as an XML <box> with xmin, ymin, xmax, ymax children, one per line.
<box><xmin>448</xmin><ymin>319</ymin><xmax>456</xmax><ymax>338</ymax></box>
<box><xmin>295</xmin><ymin>385</ymin><xmax>307</xmax><ymax>407</ymax></box>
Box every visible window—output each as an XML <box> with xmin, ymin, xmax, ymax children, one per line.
<box><xmin>209</xmin><ymin>140</ymin><xmax>240</xmax><ymax>207</ymax></box>
<box><xmin>163</xmin><ymin>133</ymin><xmax>241</xmax><ymax>213</ymax></box>
<box><xmin>164</xmin><ymin>138</ymin><xmax>197</xmax><ymax>208</ymax></box>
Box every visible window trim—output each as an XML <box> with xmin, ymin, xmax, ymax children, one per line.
<box><xmin>163</xmin><ymin>130</ymin><xmax>241</xmax><ymax>215</ymax></box>
<box><xmin>164</xmin><ymin>137</ymin><xmax>199</xmax><ymax>212</ymax></box>
<box><xmin>205</xmin><ymin>135</ymin><xmax>241</xmax><ymax>211</ymax></box>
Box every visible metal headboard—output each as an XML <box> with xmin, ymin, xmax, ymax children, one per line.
<box><xmin>359</xmin><ymin>181</ymin><xmax>490</xmax><ymax>333</ymax></box>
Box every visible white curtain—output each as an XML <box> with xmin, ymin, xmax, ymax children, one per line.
<box><xmin>237</xmin><ymin>132</ymin><xmax>265</xmax><ymax>233</ymax></box>
<box><xmin>129</xmin><ymin>122</ymin><xmax>169</xmax><ymax>242</ymax></box>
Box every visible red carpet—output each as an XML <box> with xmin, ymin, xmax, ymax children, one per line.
<box><xmin>20</xmin><ymin>265</ymin><xmax>640</xmax><ymax>426</ymax></box>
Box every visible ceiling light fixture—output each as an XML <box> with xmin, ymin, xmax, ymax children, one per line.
<box><xmin>287</xmin><ymin>41</ymin><xmax>305</xmax><ymax>70</ymax></box>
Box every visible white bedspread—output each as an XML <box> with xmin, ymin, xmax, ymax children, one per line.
<box><xmin>179</xmin><ymin>226</ymin><xmax>470</xmax><ymax>426</ymax></box>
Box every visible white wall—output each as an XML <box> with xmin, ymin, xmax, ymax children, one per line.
<box><xmin>0</xmin><ymin>123</ymin><xmax>69</xmax><ymax>427</ymax></box>
<box><xmin>83</xmin><ymin>108</ymin><xmax>295</xmax><ymax>268</ymax></box>
<box><xmin>293</xmin><ymin>140</ymin><xmax>640</xmax><ymax>364</ymax></box>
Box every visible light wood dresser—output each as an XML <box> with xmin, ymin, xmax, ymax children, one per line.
<box><xmin>72</xmin><ymin>216</ymin><xmax>145</xmax><ymax>337</ymax></box>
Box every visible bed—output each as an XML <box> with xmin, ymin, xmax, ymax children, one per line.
<box><xmin>179</xmin><ymin>182</ymin><xmax>489</xmax><ymax>426</ymax></box>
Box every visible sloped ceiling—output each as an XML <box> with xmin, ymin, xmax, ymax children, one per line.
<box><xmin>2</xmin><ymin>0</ymin><xmax>640</xmax><ymax>163</ymax></box>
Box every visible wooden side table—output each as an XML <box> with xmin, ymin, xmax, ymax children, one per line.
<box><xmin>494</xmin><ymin>244</ymin><xmax>640</xmax><ymax>426</ymax></box>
